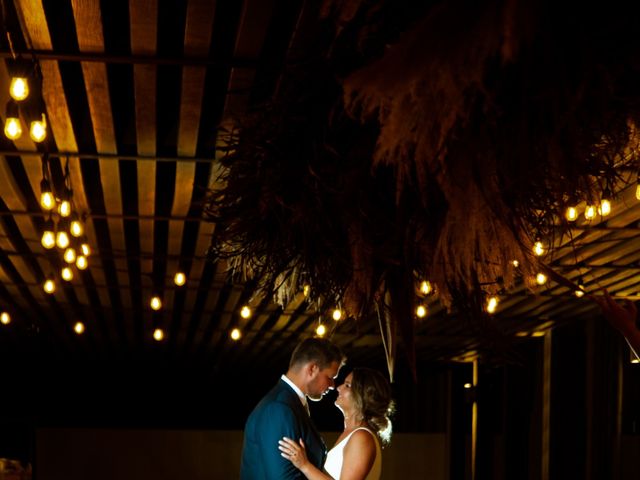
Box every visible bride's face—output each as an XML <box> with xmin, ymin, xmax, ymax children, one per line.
<box><xmin>335</xmin><ymin>372</ymin><xmax>354</xmax><ymax>413</ymax></box>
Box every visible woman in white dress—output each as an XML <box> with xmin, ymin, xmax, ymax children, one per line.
<box><xmin>279</xmin><ymin>367</ymin><xmax>394</xmax><ymax>480</ymax></box>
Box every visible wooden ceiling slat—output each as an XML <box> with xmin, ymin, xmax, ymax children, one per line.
<box><xmin>71</xmin><ymin>0</ymin><xmax>129</xmax><ymax>311</ymax></box>
<box><xmin>130</xmin><ymin>0</ymin><xmax>157</xmax><ymax>292</ymax></box>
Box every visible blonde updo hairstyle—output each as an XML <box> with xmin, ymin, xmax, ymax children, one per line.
<box><xmin>350</xmin><ymin>367</ymin><xmax>395</xmax><ymax>446</ymax></box>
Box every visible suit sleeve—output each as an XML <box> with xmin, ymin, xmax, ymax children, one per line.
<box><xmin>255</xmin><ymin>400</ymin><xmax>305</xmax><ymax>479</ymax></box>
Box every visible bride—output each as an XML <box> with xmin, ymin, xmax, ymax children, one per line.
<box><xmin>279</xmin><ymin>367</ymin><xmax>394</xmax><ymax>480</ymax></box>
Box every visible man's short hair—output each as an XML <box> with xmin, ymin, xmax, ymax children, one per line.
<box><xmin>289</xmin><ymin>337</ymin><xmax>345</xmax><ymax>370</ymax></box>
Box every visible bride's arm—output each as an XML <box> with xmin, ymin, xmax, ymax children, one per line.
<box><xmin>279</xmin><ymin>437</ymin><xmax>333</xmax><ymax>480</ymax></box>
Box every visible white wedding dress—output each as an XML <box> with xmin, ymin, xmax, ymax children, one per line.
<box><xmin>324</xmin><ymin>427</ymin><xmax>381</xmax><ymax>480</ymax></box>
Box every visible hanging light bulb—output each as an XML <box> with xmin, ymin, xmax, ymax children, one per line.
<box><xmin>332</xmin><ymin>308</ymin><xmax>342</xmax><ymax>321</ymax></box>
<box><xmin>416</xmin><ymin>304</ymin><xmax>427</xmax><ymax>318</ymax></box>
<box><xmin>303</xmin><ymin>284</ymin><xmax>310</xmax><ymax>297</ymax></box>
<box><xmin>58</xmin><ymin>199</ymin><xmax>71</xmax><ymax>218</ymax></box>
<box><xmin>419</xmin><ymin>280</ymin><xmax>432</xmax><ymax>295</ymax></box>
<box><xmin>240</xmin><ymin>305</ymin><xmax>251</xmax><ymax>319</ymax></box>
<box><xmin>533</xmin><ymin>240</ymin><xmax>545</xmax><ymax>256</ymax></box>
<box><xmin>55</xmin><ymin>220</ymin><xmax>70</xmax><ymax>249</ymax></box>
<box><xmin>153</xmin><ymin>328</ymin><xmax>164</xmax><ymax>341</ymax></box>
<box><xmin>80</xmin><ymin>242</ymin><xmax>91</xmax><ymax>257</ymax></box>
<box><xmin>63</xmin><ymin>246</ymin><xmax>76</xmax><ymax>264</ymax></box>
<box><xmin>29</xmin><ymin>114</ymin><xmax>47</xmax><ymax>142</ymax></box>
<box><xmin>584</xmin><ymin>205</ymin><xmax>596</xmax><ymax>220</ymax></box>
<box><xmin>511</xmin><ymin>260</ymin><xmax>519</xmax><ymax>268</ymax></box>
<box><xmin>565</xmin><ymin>206</ymin><xmax>578</xmax><ymax>222</ymax></box>
<box><xmin>41</xmin><ymin>218</ymin><xmax>55</xmax><ymax>249</ymax></box>
<box><xmin>9</xmin><ymin>77</ymin><xmax>28</xmax><ymax>101</ymax></box>
<box><xmin>40</xmin><ymin>179</ymin><xmax>54</xmax><ymax>211</ymax></box>
<box><xmin>315</xmin><ymin>323</ymin><xmax>326</xmax><ymax>337</ymax></box>
<box><xmin>575</xmin><ymin>277</ymin><xmax>586</xmax><ymax>297</ymax></box>
<box><xmin>150</xmin><ymin>296</ymin><xmax>162</xmax><ymax>311</ymax></box>
<box><xmin>0</xmin><ymin>311</ymin><xmax>10</xmax><ymax>325</ymax></box>
<box><xmin>4</xmin><ymin>100</ymin><xmax>21</xmax><ymax>140</ymax></box>
<box><xmin>486</xmin><ymin>296</ymin><xmax>499</xmax><ymax>314</ymax></box>
<box><xmin>598</xmin><ymin>190</ymin><xmax>612</xmax><ymax>216</ymax></box>
<box><xmin>174</xmin><ymin>271</ymin><xmax>186</xmax><ymax>286</ymax></box>
<box><xmin>43</xmin><ymin>278</ymin><xmax>56</xmax><ymax>294</ymax></box>
<box><xmin>74</xmin><ymin>322</ymin><xmax>85</xmax><ymax>334</ymax></box>
<box><xmin>61</xmin><ymin>266</ymin><xmax>73</xmax><ymax>281</ymax></box>
<box><xmin>69</xmin><ymin>214</ymin><xmax>83</xmax><ymax>237</ymax></box>
<box><xmin>536</xmin><ymin>273</ymin><xmax>547</xmax><ymax>285</ymax></box>
<box><xmin>76</xmin><ymin>255</ymin><xmax>88</xmax><ymax>270</ymax></box>
<box><xmin>230</xmin><ymin>328</ymin><xmax>242</xmax><ymax>341</ymax></box>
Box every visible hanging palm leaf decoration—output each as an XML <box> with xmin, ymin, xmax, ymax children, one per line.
<box><xmin>205</xmin><ymin>0</ymin><xmax>640</xmax><ymax>377</ymax></box>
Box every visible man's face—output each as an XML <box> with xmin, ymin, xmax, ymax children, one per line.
<box><xmin>306</xmin><ymin>360</ymin><xmax>341</xmax><ymax>402</ymax></box>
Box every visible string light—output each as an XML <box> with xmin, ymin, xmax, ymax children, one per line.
<box><xmin>9</xmin><ymin>76</ymin><xmax>28</xmax><ymax>101</ymax></box>
<box><xmin>0</xmin><ymin>312</ymin><xmax>10</xmax><ymax>325</ymax></box>
<box><xmin>240</xmin><ymin>305</ymin><xmax>251</xmax><ymax>319</ymax></box>
<box><xmin>29</xmin><ymin>114</ymin><xmax>47</xmax><ymax>143</ymax></box>
<box><xmin>486</xmin><ymin>296</ymin><xmax>498</xmax><ymax>314</ymax></box>
<box><xmin>61</xmin><ymin>266</ymin><xmax>73</xmax><ymax>281</ymax></box>
<box><xmin>565</xmin><ymin>206</ymin><xmax>578</xmax><ymax>222</ymax></box>
<box><xmin>416</xmin><ymin>304</ymin><xmax>427</xmax><ymax>318</ymax></box>
<box><xmin>536</xmin><ymin>273</ymin><xmax>547</xmax><ymax>285</ymax></box>
<box><xmin>63</xmin><ymin>247</ymin><xmax>76</xmax><ymax>264</ymax></box>
<box><xmin>43</xmin><ymin>278</ymin><xmax>56</xmax><ymax>294</ymax></box>
<box><xmin>332</xmin><ymin>309</ymin><xmax>342</xmax><ymax>321</ymax></box>
<box><xmin>74</xmin><ymin>322</ymin><xmax>85</xmax><ymax>334</ymax></box>
<box><xmin>174</xmin><ymin>272</ymin><xmax>186</xmax><ymax>286</ymax></box>
<box><xmin>419</xmin><ymin>280</ymin><xmax>432</xmax><ymax>295</ymax></box>
<box><xmin>76</xmin><ymin>255</ymin><xmax>88</xmax><ymax>270</ymax></box>
<box><xmin>230</xmin><ymin>328</ymin><xmax>242</xmax><ymax>341</ymax></box>
<box><xmin>584</xmin><ymin>205</ymin><xmax>596</xmax><ymax>220</ymax></box>
<box><xmin>41</xmin><ymin>218</ymin><xmax>55</xmax><ymax>249</ymax></box>
<box><xmin>153</xmin><ymin>328</ymin><xmax>164</xmax><ymax>341</ymax></box>
<box><xmin>150</xmin><ymin>296</ymin><xmax>162</xmax><ymax>311</ymax></box>
<box><xmin>315</xmin><ymin>323</ymin><xmax>326</xmax><ymax>337</ymax></box>
<box><xmin>533</xmin><ymin>240</ymin><xmax>545</xmax><ymax>256</ymax></box>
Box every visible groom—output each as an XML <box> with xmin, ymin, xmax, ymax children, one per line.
<box><xmin>240</xmin><ymin>337</ymin><xmax>345</xmax><ymax>479</ymax></box>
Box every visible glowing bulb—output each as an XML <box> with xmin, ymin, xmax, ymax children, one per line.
<box><xmin>584</xmin><ymin>205</ymin><xmax>596</xmax><ymax>220</ymax></box>
<box><xmin>63</xmin><ymin>247</ymin><xmax>76</xmax><ymax>264</ymax></box>
<box><xmin>81</xmin><ymin>243</ymin><xmax>90</xmax><ymax>256</ymax></box>
<box><xmin>303</xmin><ymin>284</ymin><xmax>310</xmax><ymax>297</ymax></box>
<box><xmin>574</xmin><ymin>289</ymin><xmax>585</xmax><ymax>298</ymax></box>
<box><xmin>420</xmin><ymin>280</ymin><xmax>432</xmax><ymax>295</ymax></box>
<box><xmin>598</xmin><ymin>199</ymin><xmax>611</xmax><ymax>216</ymax></box>
<box><xmin>0</xmin><ymin>312</ymin><xmax>10</xmax><ymax>325</ymax></box>
<box><xmin>70</xmin><ymin>219</ymin><xmax>83</xmax><ymax>237</ymax></box>
<box><xmin>9</xmin><ymin>77</ymin><xmax>28</xmax><ymax>101</ymax></box>
<box><xmin>4</xmin><ymin>117</ymin><xmax>21</xmax><ymax>139</ymax></box>
<box><xmin>486</xmin><ymin>296</ymin><xmax>498</xmax><ymax>314</ymax></box>
<box><xmin>61</xmin><ymin>266</ymin><xmax>73</xmax><ymax>281</ymax></box>
<box><xmin>464</xmin><ymin>383</ymin><xmax>472</xmax><ymax>389</ymax></box>
<box><xmin>416</xmin><ymin>305</ymin><xmax>427</xmax><ymax>318</ymax></box>
<box><xmin>41</xmin><ymin>230</ymin><xmax>55</xmax><ymax>249</ymax></box>
<box><xmin>153</xmin><ymin>328</ymin><xmax>164</xmax><ymax>341</ymax></box>
<box><xmin>58</xmin><ymin>200</ymin><xmax>71</xmax><ymax>217</ymax></box>
<box><xmin>76</xmin><ymin>255</ymin><xmax>88</xmax><ymax>270</ymax></box>
<box><xmin>29</xmin><ymin>115</ymin><xmax>46</xmax><ymax>142</ymax></box>
<box><xmin>565</xmin><ymin>206</ymin><xmax>578</xmax><ymax>222</ymax></box>
<box><xmin>174</xmin><ymin>272</ymin><xmax>186</xmax><ymax>286</ymax></box>
<box><xmin>230</xmin><ymin>328</ymin><xmax>242</xmax><ymax>341</ymax></box>
<box><xmin>43</xmin><ymin>279</ymin><xmax>55</xmax><ymax>294</ymax></box>
<box><xmin>40</xmin><ymin>192</ymin><xmax>54</xmax><ymax>211</ymax></box>
<box><xmin>150</xmin><ymin>296</ymin><xmax>162</xmax><ymax>311</ymax></box>
<box><xmin>56</xmin><ymin>230</ymin><xmax>70</xmax><ymax>249</ymax></box>
<box><xmin>315</xmin><ymin>324</ymin><xmax>326</xmax><ymax>337</ymax></box>
<box><xmin>511</xmin><ymin>260</ymin><xmax>519</xmax><ymax>268</ymax></box>
<box><xmin>536</xmin><ymin>273</ymin><xmax>547</xmax><ymax>285</ymax></box>
<box><xmin>240</xmin><ymin>305</ymin><xmax>251</xmax><ymax>319</ymax></box>
<box><xmin>533</xmin><ymin>241</ymin><xmax>545</xmax><ymax>256</ymax></box>
<box><xmin>74</xmin><ymin>322</ymin><xmax>85</xmax><ymax>334</ymax></box>
<box><xmin>332</xmin><ymin>309</ymin><xmax>342</xmax><ymax>321</ymax></box>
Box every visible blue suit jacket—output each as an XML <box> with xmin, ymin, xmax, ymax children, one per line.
<box><xmin>240</xmin><ymin>379</ymin><xmax>327</xmax><ymax>479</ymax></box>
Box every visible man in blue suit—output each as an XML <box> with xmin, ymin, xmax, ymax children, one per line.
<box><xmin>240</xmin><ymin>337</ymin><xmax>345</xmax><ymax>479</ymax></box>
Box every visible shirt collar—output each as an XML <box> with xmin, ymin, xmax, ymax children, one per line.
<box><xmin>281</xmin><ymin>374</ymin><xmax>307</xmax><ymax>407</ymax></box>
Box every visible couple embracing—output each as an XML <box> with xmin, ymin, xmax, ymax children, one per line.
<box><xmin>240</xmin><ymin>338</ymin><xmax>394</xmax><ymax>480</ymax></box>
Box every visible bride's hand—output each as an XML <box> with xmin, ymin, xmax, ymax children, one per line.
<box><xmin>279</xmin><ymin>437</ymin><xmax>309</xmax><ymax>469</ymax></box>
